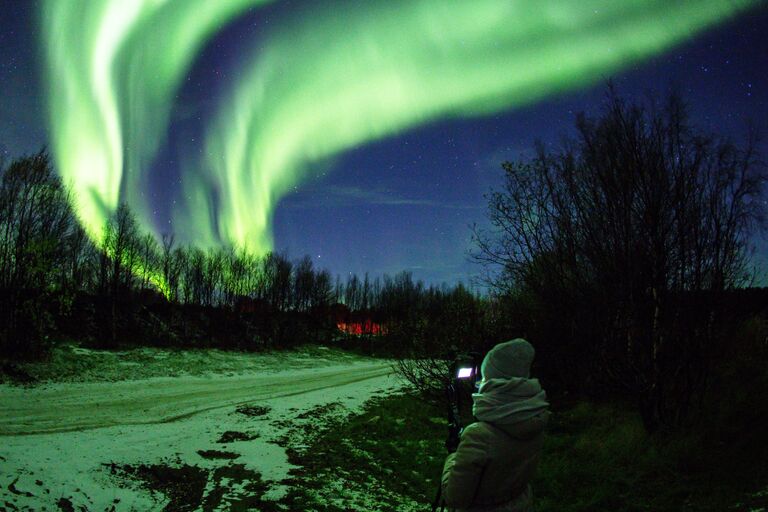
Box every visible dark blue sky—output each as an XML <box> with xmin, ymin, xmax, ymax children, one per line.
<box><xmin>2</xmin><ymin>1</ymin><xmax>767</xmax><ymax>286</ymax></box>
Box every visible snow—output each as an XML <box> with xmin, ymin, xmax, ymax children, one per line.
<box><xmin>0</xmin><ymin>348</ymin><xmax>401</xmax><ymax>511</ymax></box>
<box><xmin>6</xmin><ymin>343</ymin><xmax>367</xmax><ymax>384</ymax></box>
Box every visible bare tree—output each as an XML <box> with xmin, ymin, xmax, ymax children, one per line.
<box><xmin>392</xmin><ymin>282</ymin><xmax>485</xmax><ymax>405</ymax></box>
<box><xmin>0</xmin><ymin>151</ymin><xmax>74</xmax><ymax>355</ymax></box>
<box><xmin>262</xmin><ymin>252</ymin><xmax>292</xmax><ymax>312</ymax></box>
<box><xmin>310</xmin><ymin>268</ymin><xmax>333</xmax><ymax>310</ymax></box>
<box><xmin>138</xmin><ymin>232</ymin><xmax>159</xmax><ymax>290</ymax></box>
<box><xmin>333</xmin><ymin>274</ymin><xmax>343</xmax><ymax>304</ymax></box>
<box><xmin>202</xmin><ymin>248</ymin><xmax>225</xmax><ymax>306</ymax></box>
<box><xmin>161</xmin><ymin>233</ymin><xmax>178</xmax><ymax>300</ymax></box>
<box><xmin>345</xmin><ymin>273</ymin><xmax>360</xmax><ymax>310</ymax></box>
<box><xmin>293</xmin><ymin>255</ymin><xmax>315</xmax><ymax>312</ymax></box>
<box><xmin>184</xmin><ymin>247</ymin><xmax>206</xmax><ymax>305</ymax></box>
<box><xmin>104</xmin><ymin>203</ymin><xmax>140</xmax><ymax>298</ymax></box>
<box><xmin>101</xmin><ymin>203</ymin><xmax>142</xmax><ymax>345</ymax></box>
<box><xmin>0</xmin><ymin>152</ymin><xmax>74</xmax><ymax>291</ymax></box>
<box><xmin>62</xmin><ymin>222</ymin><xmax>97</xmax><ymax>292</ymax></box>
<box><xmin>473</xmin><ymin>88</ymin><xmax>767</xmax><ymax>429</ymax></box>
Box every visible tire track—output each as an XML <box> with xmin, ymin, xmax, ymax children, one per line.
<box><xmin>0</xmin><ymin>362</ymin><xmax>393</xmax><ymax>436</ymax></box>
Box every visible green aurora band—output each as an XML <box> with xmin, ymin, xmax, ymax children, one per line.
<box><xmin>44</xmin><ymin>0</ymin><xmax>758</xmax><ymax>257</ymax></box>
<box><xmin>42</xmin><ymin>0</ymin><xmax>275</xmax><ymax>242</ymax></box>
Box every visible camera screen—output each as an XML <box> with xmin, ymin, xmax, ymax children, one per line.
<box><xmin>457</xmin><ymin>367</ymin><xmax>473</xmax><ymax>379</ymax></box>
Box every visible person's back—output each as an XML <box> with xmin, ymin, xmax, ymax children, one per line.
<box><xmin>441</xmin><ymin>339</ymin><xmax>549</xmax><ymax>512</ymax></box>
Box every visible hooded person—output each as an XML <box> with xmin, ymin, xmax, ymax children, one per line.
<box><xmin>441</xmin><ymin>339</ymin><xmax>549</xmax><ymax>512</ymax></box>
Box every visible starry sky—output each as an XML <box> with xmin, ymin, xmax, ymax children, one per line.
<box><xmin>1</xmin><ymin>1</ymin><xmax>767</xmax><ymax>287</ymax></box>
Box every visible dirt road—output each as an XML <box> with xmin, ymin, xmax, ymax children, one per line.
<box><xmin>0</xmin><ymin>361</ymin><xmax>393</xmax><ymax>436</ymax></box>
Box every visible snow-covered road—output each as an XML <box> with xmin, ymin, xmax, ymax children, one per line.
<box><xmin>0</xmin><ymin>354</ymin><xmax>400</xmax><ymax>511</ymax></box>
<box><xmin>0</xmin><ymin>361</ymin><xmax>393</xmax><ymax>435</ymax></box>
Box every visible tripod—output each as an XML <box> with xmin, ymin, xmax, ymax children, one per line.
<box><xmin>432</xmin><ymin>381</ymin><xmax>463</xmax><ymax>512</ymax></box>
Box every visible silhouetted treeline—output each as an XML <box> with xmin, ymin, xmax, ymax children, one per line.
<box><xmin>474</xmin><ymin>87</ymin><xmax>768</xmax><ymax>431</ymax></box>
<box><xmin>0</xmin><ymin>151</ymin><xmax>487</xmax><ymax>359</ymax></box>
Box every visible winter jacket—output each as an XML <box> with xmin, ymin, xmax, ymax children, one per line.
<box><xmin>441</xmin><ymin>411</ymin><xmax>549</xmax><ymax>512</ymax></box>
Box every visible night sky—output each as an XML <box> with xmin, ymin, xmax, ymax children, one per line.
<box><xmin>1</xmin><ymin>1</ymin><xmax>767</xmax><ymax>287</ymax></box>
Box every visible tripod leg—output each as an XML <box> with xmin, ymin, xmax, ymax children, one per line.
<box><xmin>431</xmin><ymin>479</ymin><xmax>442</xmax><ymax>512</ymax></box>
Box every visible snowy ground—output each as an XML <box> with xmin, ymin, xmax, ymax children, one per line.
<box><xmin>0</xmin><ymin>346</ymin><xmax>403</xmax><ymax>511</ymax></box>
<box><xmin>2</xmin><ymin>344</ymin><xmax>368</xmax><ymax>384</ymax></box>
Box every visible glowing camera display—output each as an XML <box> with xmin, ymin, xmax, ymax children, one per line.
<box><xmin>456</xmin><ymin>367</ymin><xmax>474</xmax><ymax>379</ymax></box>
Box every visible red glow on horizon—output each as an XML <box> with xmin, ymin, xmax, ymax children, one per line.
<box><xmin>336</xmin><ymin>320</ymin><xmax>386</xmax><ymax>336</ymax></box>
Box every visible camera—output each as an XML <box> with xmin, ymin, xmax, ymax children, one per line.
<box><xmin>444</xmin><ymin>352</ymin><xmax>481</xmax><ymax>453</ymax></box>
<box><xmin>454</xmin><ymin>353</ymin><xmax>480</xmax><ymax>382</ymax></box>
<box><xmin>432</xmin><ymin>351</ymin><xmax>482</xmax><ymax>512</ymax></box>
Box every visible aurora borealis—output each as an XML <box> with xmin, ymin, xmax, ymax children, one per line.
<box><xmin>42</xmin><ymin>0</ymin><xmax>276</xmax><ymax>245</ymax></box>
<box><xmin>2</xmin><ymin>0</ymin><xmax>767</xmax><ymax>284</ymax></box>
<box><xmin>40</xmin><ymin>0</ymin><xmax>758</xmax><ymax>249</ymax></box>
